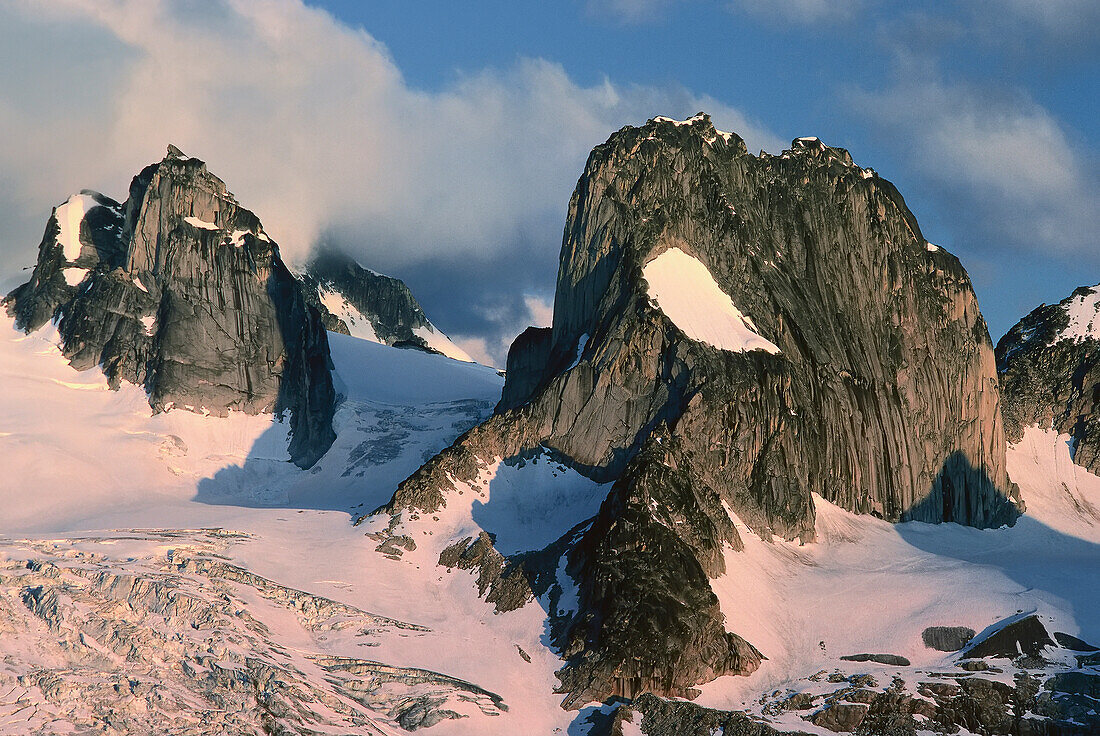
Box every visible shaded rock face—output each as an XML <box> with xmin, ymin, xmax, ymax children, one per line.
<box><xmin>996</xmin><ymin>284</ymin><xmax>1100</xmax><ymax>472</ymax></box>
<box><xmin>964</xmin><ymin>614</ymin><xmax>1057</xmax><ymax>660</ymax></box>
<box><xmin>301</xmin><ymin>246</ymin><xmax>468</xmax><ymax>360</ymax></box>
<box><xmin>379</xmin><ymin>114</ymin><xmax>1020</xmax><ymax>706</ymax></box>
<box><xmin>4</xmin><ymin>147</ymin><xmax>336</xmax><ymax>468</ymax></box>
<box><xmin>923</xmin><ymin>626</ymin><xmax>977</xmax><ymax>652</ymax></box>
<box><xmin>556</xmin><ymin>429</ymin><xmax>762</xmax><ymax>707</ymax></box>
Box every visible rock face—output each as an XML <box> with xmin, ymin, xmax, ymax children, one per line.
<box><xmin>996</xmin><ymin>284</ymin><xmax>1100</xmax><ymax>472</ymax></box>
<box><xmin>3</xmin><ymin>146</ymin><xmax>336</xmax><ymax>468</ymax></box>
<box><xmin>922</xmin><ymin>625</ymin><xmax>977</xmax><ymax>652</ymax></box>
<box><xmin>301</xmin><ymin>247</ymin><xmax>473</xmax><ymax>362</ymax></box>
<box><xmin>376</xmin><ymin>114</ymin><xmax>1021</xmax><ymax>706</ymax></box>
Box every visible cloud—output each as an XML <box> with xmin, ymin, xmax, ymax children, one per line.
<box><xmin>586</xmin><ymin>0</ymin><xmax>677</xmax><ymax>24</ymax></box>
<box><xmin>850</xmin><ymin>76</ymin><xmax>1099</xmax><ymax>259</ymax></box>
<box><xmin>728</xmin><ymin>0</ymin><xmax>864</xmax><ymax>26</ymax></box>
<box><xmin>0</xmin><ymin>0</ymin><xmax>779</xmax><ymax>365</ymax></box>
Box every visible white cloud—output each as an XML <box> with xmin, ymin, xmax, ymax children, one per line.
<box><xmin>587</xmin><ymin>0</ymin><xmax>676</xmax><ymax>24</ymax></box>
<box><xmin>524</xmin><ymin>294</ymin><xmax>554</xmax><ymax>328</ymax></box>
<box><xmin>730</xmin><ymin>0</ymin><xmax>864</xmax><ymax>25</ymax></box>
<box><xmin>0</xmin><ymin>0</ymin><xmax>779</xmax><ymax>276</ymax></box>
<box><xmin>850</xmin><ymin>77</ymin><xmax>1098</xmax><ymax>257</ymax></box>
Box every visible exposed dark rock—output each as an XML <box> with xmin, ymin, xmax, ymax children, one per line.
<box><xmin>1044</xmin><ymin>672</ymin><xmax>1100</xmax><ymax>699</ymax></box>
<box><xmin>810</xmin><ymin>702</ymin><xmax>868</xmax><ymax>732</ymax></box>
<box><xmin>958</xmin><ymin>659</ymin><xmax>999</xmax><ymax>672</ymax></box>
<box><xmin>783</xmin><ymin>692</ymin><xmax>817</xmax><ymax>710</ymax></box>
<box><xmin>1052</xmin><ymin>632</ymin><xmax>1099</xmax><ymax>652</ymax></box>
<box><xmin>923</xmin><ymin>625</ymin><xmax>977</xmax><ymax>651</ymax></box>
<box><xmin>997</xmin><ymin>284</ymin><xmax>1100</xmax><ymax>474</ymax></box>
<box><xmin>1074</xmin><ymin>651</ymin><xmax>1100</xmax><ymax>667</ymax></box>
<box><xmin>301</xmin><ymin>246</ymin><xmax>465</xmax><ymax>359</ymax></box>
<box><xmin>840</xmin><ymin>654</ymin><xmax>911</xmax><ymax>667</ymax></box>
<box><xmin>841</xmin><ymin>689</ymin><xmax>878</xmax><ymax>705</ymax></box>
<box><xmin>626</xmin><ymin>693</ymin><xmax>807</xmax><ymax>736</ymax></box>
<box><xmin>965</xmin><ymin>615</ymin><xmax>1056</xmax><ymax>659</ymax></box>
<box><xmin>555</xmin><ymin>429</ymin><xmax>762</xmax><ymax>708</ymax></box>
<box><xmin>498</xmin><ymin>326</ymin><xmax>553</xmax><ymax>410</ymax></box>
<box><xmin>3</xmin><ymin>148</ymin><xmax>336</xmax><ymax>468</ymax></box>
<box><xmin>375</xmin><ymin>114</ymin><xmax>1021</xmax><ymax>707</ymax></box>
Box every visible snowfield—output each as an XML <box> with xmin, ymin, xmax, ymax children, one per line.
<box><xmin>1</xmin><ymin>316</ymin><xmax>1098</xmax><ymax>734</ymax></box>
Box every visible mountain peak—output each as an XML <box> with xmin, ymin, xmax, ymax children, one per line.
<box><xmin>4</xmin><ymin>150</ymin><xmax>336</xmax><ymax>467</ymax></box>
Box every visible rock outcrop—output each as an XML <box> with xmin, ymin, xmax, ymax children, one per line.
<box><xmin>375</xmin><ymin>114</ymin><xmax>1022</xmax><ymax>706</ymax></box>
<box><xmin>301</xmin><ymin>246</ymin><xmax>473</xmax><ymax>362</ymax></box>
<box><xmin>3</xmin><ymin>146</ymin><xmax>336</xmax><ymax>467</ymax></box>
<box><xmin>996</xmin><ymin>284</ymin><xmax>1100</xmax><ymax>472</ymax></box>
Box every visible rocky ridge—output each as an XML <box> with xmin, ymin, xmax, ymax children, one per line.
<box><xmin>302</xmin><ymin>247</ymin><xmax>473</xmax><ymax>362</ymax></box>
<box><xmin>996</xmin><ymin>284</ymin><xmax>1100</xmax><ymax>473</ymax></box>
<box><xmin>371</xmin><ymin>114</ymin><xmax>1023</xmax><ymax>707</ymax></box>
<box><xmin>3</xmin><ymin>146</ymin><xmax>336</xmax><ymax>467</ymax></box>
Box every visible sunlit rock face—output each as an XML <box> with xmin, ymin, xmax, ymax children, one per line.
<box><xmin>377</xmin><ymin>114</ymin><xmax>1021</xmax><ymax>706</ymax></box>
<box><xmin>4</xmin><ymin>146</ymin><xmax>336</xmax><ymax>468</ymax></box>
<box><xmin>996</xmin><ymin>283</ymin><xmax>1100</xmax><ymax>473</ymax></box>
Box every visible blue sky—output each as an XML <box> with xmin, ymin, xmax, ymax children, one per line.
<box><xmin>0</xmin><ymin>0</ymin><xmax>1096</xmax><ymax>364</ymax></box>
<box><xmin>310</xmin><ymin>0</ymin><xmax>1099</xmax><ymax>356</ymax></box>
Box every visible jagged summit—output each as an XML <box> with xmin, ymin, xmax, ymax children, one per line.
<box><xmin>3</xmin><ymin>146</ymin><xmax>336</xmax><ymax>468</ymax></box>
<box><xmin>997</xmin><ymin>282</ymin><xmax>1100</xmax><ymax>472</ymax></box>
<box><xmin>372</xmin><ymin>112</ymin><xmax>1022</xmax><ymax>706</ymax></box>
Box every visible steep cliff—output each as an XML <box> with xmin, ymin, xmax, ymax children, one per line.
<box><xmin>375</xmin><ymin>114</ymin><xmax>1021</xmax><ymax>706</ymax></box>
<box><xmin>4</xmin><ymin>146</ymin><xmax>336</xmax><ymax>468</ymax></box>
<box><xmin>302</xmin><ymin>247</ymin><xmax>473</xmax><ymax>362</ymax></box>
<box><xmin>996</xmin><ymin>284</ymin><xmax>1100</xmax><ymax>472</ymax></box>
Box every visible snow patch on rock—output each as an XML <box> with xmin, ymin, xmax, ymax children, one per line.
<box><xmin>1056</xmin><ymin>286</ymin><xmax>1100</xmax><ymax>343</ymax></box>
<box><xmin>182</xmin><ymin>216</ymin><xmax>218</xmax><ymax>231</ymax></box>
<box><xmin>318</xmin><ymin>286</ymin><xmax>379</xmax><ymax>343</ymax></box>
<box><xmin>54</xmin><ymin>193</ymin><xmax>102</xmax><ymax>261</ymax></box>
<box><xmin>63</xmin><ymin>267</ymin><xmax>88</xmax><ymax>286</ymax></box>
<box><xmin>643</xmin><ymin>247</ymin><xmax>780</xmax><ymax>354</ymax></box>
<box><xmin>414</xmin><ymin>323</ymin><xmax>475</xmax><ymax>363</ymax></box>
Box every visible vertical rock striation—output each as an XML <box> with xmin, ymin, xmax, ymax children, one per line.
<box><xmin>4</xmin><ymin>146</ymin><xmax>336</xmax><ymax>468</ymax></box>
<box><xmin>380</xmin><ymin>113</ymin><xmax>1021</xmax><ymax>706</ymax></box>
<box><xmin>996</xmin><ymin>283</ymin><xmax>1100</xmax><ymax>472</ymax></box>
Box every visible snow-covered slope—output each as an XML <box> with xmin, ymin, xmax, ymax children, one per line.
<box><xmin>0</xmin><ymin>317</ymin><xmax>582</xmax><ymax>734</ymax></box>
<box><xmin>1</xmin><ymin>314</ymin><xmax>1099</xmax><ymax>734</ymax></box>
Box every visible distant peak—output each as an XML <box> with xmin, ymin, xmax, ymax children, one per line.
<box><xmin>166</xmin><ymin>144</ymin><xmax>186</xmax><ymax>158</ymax></box>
